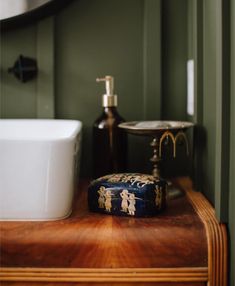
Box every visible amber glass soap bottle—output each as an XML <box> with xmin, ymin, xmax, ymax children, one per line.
<box><xmin>93</xmin><ymin>76</ymin><xmax>127</xmax><ymax>178</ymax></box>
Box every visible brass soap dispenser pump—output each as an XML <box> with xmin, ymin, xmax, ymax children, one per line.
<box><xmin>92</xmin><ymin>75</ymin><xmax>127</xmax><ymax>178</ymax></box>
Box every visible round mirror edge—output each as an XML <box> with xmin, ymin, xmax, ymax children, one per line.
<box><xmin>0</xmin><ymin>0</ymin><xmax>74</xmax><ymax>31</ymax></box>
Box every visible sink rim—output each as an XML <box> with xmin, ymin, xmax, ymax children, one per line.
<box><xmin>0</xmin><ymin>119</ymin><xmax>82</xmax><ymax>141</ymax></box>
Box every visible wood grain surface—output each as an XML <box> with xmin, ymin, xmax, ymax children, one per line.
<box><xmin>0</xmin><ymin>180</ymin><xmax>207</xmax><ymax>269</ymax></box>
<box><xmin>1</xmin><ymin>282</ymin><xmax>207</xmax><ymax>286</ymax></box>
<box><xmin>0</xmin><ymin>177</ymin><xmax>227</xmax><ymax>285</ymax></box>
<box><xmin>174</xmin><ymin>178</ymin><xmax>228</xmax><ymax>286</ymax></box>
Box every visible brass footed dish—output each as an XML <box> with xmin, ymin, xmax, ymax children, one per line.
<box><xmin>119</xmin><ymin>121</ymin><xmax>194</xmax><ymax>199</ymax></box>
<box><xmin>119</xmin><ymin>121</ymin><xmax>193</xmax><ymax>136</ymax></box>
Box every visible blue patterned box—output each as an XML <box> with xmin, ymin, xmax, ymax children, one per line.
<box><xmin>88</xmin><ymin>173</ymin><xmax>167</xmax><ymax>217</ymax></box>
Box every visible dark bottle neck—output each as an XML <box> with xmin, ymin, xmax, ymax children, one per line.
<box><xmin>102</xmin><ymin>106</ymin><xmax>124</xmax><ymax>122</ymax></box>
<box><xmin>103</xmin><ymin>106</ymin><xmax>117</xmax><ymax>111</ymax></box>
<box><xmin>103</xmin><ymin>106</ymin><xmax>118</xmax><ymax>115</ymax></box>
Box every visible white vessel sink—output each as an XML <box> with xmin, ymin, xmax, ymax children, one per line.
<box><xmin>0</xmin><ymin>119</ymin><xmax>82</xmax><ymax>221</ymax></box>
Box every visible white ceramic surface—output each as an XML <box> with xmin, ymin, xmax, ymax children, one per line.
<box><xmin>0</xmin><ymin>119</ymin><xmax>82</xmax><ymax>221</ymax></box>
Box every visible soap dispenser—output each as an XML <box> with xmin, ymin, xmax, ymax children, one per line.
<box><xmin>92</xmin><ymin>75</ymin><xmax>127</xmax><ymax>178</ymax></box>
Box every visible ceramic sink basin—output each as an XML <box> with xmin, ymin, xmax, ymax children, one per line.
<box><xmin>0</xmin><ymin>119</ymin><xmax>82</xmax><ymax>221</ymax></box>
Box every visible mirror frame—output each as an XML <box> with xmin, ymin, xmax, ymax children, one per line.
<box><xmin>0</xmin><ymin>0</ymin><xmax>74</xmax><ymax>31</ymax></box>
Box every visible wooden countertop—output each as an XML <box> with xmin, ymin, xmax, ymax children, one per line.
<box><xmin>0</xmin><ymin>177</ymin><xmax>227</xmax><ymax>285</ymax></box>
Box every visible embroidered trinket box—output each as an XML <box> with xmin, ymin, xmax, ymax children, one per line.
<box><xmin>88</xmin><ymin>173</ymin><xmax>167</xmax><ymax>217</ymax></box>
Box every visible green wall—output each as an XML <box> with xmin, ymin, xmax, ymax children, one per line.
<box><xmin>0</xmin><ymin>25</ymin><xmax>37</xmax><ymax>118</ymax></box>
<box><xmin>229</xmin><ymin>0</ymin><xmax>235</xmax><ymax>284</ymax></box>
<box><xmin>161</xmin><ymin>0</ymin><xmax>189</xmax><ymax>177</ymax></box>
<box><xmin>201</xmin><ymin>0</ymin><xmax>217</xmax><ymax>205</ymax></box>
<box><xmin>188</xmin><ymin>0</ymin><xmax>234</xmax><ymax>284</ymax></box>
<box><xmin>54</xmin><ymin>0</ymin><xmax>160</xmax><ymax>176</ymax></box>
<box><xmin>162</xmin><ymin>0</ymin><xmax>188</xmax><ymax>121</ymax></box>
<box><xmin>0</xmin><ymin>18</ymin><xmax>55</xmax><ymax>119</ymax></box>
<box><xmin>1</xmin><ymin>0</ymin><xmax>189</xmax><ymax>178</ymax></box>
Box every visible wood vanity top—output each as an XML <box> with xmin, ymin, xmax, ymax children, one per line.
<box><xmin>0</xmin><ymin>178</ymin><xmax>227</xmax><ymax>286</ymax></box>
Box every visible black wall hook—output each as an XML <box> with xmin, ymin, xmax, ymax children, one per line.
<box><xmin>8</xmin><ymin>55</ymin><xmax>38</xmax><ymax>83</ymax></box>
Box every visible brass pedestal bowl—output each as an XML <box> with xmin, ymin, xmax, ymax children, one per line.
<box><xmin>119</xmin><ymin>121</ymin><xmax>194</xmax><ymax>199</ymax></box>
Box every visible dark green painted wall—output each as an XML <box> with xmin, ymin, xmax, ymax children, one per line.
<box><xmin>2</xmin><ymin>0</ymin><xmax>189</xmax><ymax>178</ymax></box>
<box><xmin>0</xmin><ymin>25</ymin><xmax>37</xmax><ymax>118</ymax></box>
<box><xmin>55</xmin><ymin>0</ymin><xmax>151</xmax><ymax>176</ymax></box>
<box><xmin>161</xmin><ymin>0</ymin><xmax>190</xmax><ymax>178</ymax></box>
<box><xmin>1</xmin><ymin>0</ymin><xmax>189</xmax><ymax>178</ymax></box>
<box><xmin>229</xmin><ymin>0</ymin><xmax>235</xmax><ymax>284</ymax></box>
<box><xmin>0</xmin><ymin>18</ymin><xmax>55</xmax><ymax>119</ymax></box>
<box><xmin>162</xmin><ymin>0</ymin><xmax>188</xmax><ymax>121</ymax></box>
<box><xmin>0</xmin><ymin>0</ymin><xmax>164</xmax><ymax>177</ymax></box>
<box><xmin>188</xmin><ymin>0</ymin><xmax>234</xmax><ymax>284</ymax></box>
<box><xmin>201</xmin><ymin>0</ymin><xmax>217</xmax><ymax>205</ymax></box>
